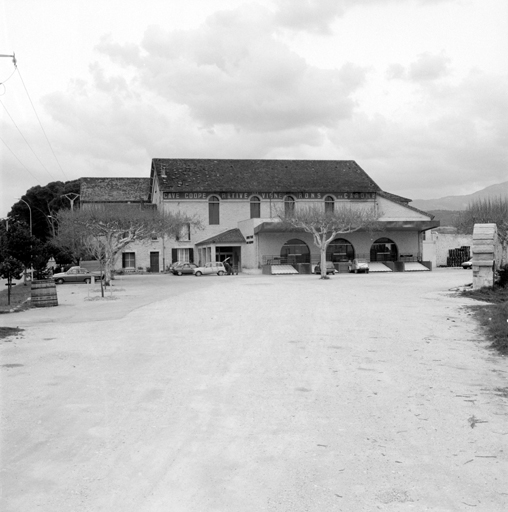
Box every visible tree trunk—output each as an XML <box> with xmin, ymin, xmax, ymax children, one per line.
<box><xmin>320</xmin><ymin>246</ymin><xmax>328</xmax><ymax>279</ymax></box>
<box><xmin>104</xmin><ymin>260</ymin><xmax>113</xmax><ymax>288</ymax></box>
<box><xmin>7</xmin><ymin>276</ymin><xmax>12</xmax><ymax>305</ymax></box>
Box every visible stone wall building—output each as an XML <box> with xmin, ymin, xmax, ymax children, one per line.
<box><xmin>80</xmin><ymin>159</ymin><xmax>439</xmax><ymax>273</ymax></box>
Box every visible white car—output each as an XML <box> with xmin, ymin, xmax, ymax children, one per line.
<box><xmin>462</xmin><ymin>259</ymin><xmax>473</xmax><ymax>269</ymax></box>
<box><xmin>193</xmin><ymin>262</ymin><xmax>227</xmax><ymax>276</ymax></box>
<box><xmin>349</xmin><ymin>258</ymin><xmax>369</xmax><ymax>274</ymax></box>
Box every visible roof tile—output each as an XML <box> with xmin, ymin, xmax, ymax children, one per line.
<box><xmin>151</xmin><ymin>159</ymin><xmax>381</xmax><ymax>193</ymax></box>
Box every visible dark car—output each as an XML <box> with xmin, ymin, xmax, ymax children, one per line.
<box><xmin>53</xmin><ymin>266</ymin><xmax>104</xmax><ymax>284</ymax></box>
<box><xmin>171</xmin><ymin>262</ymin><xmax>198</xmax><ymax>275</ymax></box>
<box><xmin>314</xmin><ymin>262</ymin><xmax>336</xmax><ymax>275</ymax></box>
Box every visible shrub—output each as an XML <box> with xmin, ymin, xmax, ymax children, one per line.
<box><xmin>463</xmin><ymin>286</ymin><xmax>508</xmax><ymax>355</ymax></box>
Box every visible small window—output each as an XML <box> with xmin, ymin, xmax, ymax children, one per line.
<box><xmin>325</xmin><ymin>196</ymin><xmax>334</xmax><ymax>214</ymax></box>
<box><xmin>284</xmin><ymin>196</ymin><xmax>295</xmax><ymax>216</ymax></box>
<box><xmin>176</xmin><ymin>223</ymin><xmax>191</xmax><ymax>241</ymax></box>
<box><xmin>250</xmin><ymin>196</ymin><xmax>261</xmax><ymax>219</ymax></box>
<box><xmin>122</xmin><ymin>252</ymin><xmax>135</xmax><ymax>268</ymax></box>
<box><xmin>209</xmin><ymin>196</ymin><xmax>220</xmax><ymax>225</ymax></box>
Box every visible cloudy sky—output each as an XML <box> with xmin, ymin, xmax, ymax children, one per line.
<box><xmin>1</xmin><ymin>0</ymin><xmax>507</xmax><ymax>217</ymax></box>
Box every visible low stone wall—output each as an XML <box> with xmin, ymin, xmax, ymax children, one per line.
<box><xmin>429</xmin><ymin>232</ymin><xmax>473</xmax><ymax>266</ymax></box>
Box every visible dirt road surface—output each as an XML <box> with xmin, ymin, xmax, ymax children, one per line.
<box><xmin>1</xmin><ymin>270</ymin><xmax>507</xmax><ymax>511</ymax></box>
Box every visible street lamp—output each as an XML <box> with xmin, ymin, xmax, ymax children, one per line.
<box><xmin>47</xmin><ymin>215</ymin><xmax>56</xmax><ymax>237</ymax></box>
<box><xmin>17</xmin><ymin>198</ymin><xmax>32</xmax><ymax>236</ymax></box>
<box><xmin>16</xmin><ymin>198</ymin><xmax>33</xmax><ymax>280</ymax></box>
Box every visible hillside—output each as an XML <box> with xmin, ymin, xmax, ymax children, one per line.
<box><xmin>410</xmin><ymin>181</ymin><xmax>508</xmax><ymax>211</ymax></box>
<box><xmin>427</xmin><ymin>210</ymin><xmax>461</xmax><ymax>227</ymax></box>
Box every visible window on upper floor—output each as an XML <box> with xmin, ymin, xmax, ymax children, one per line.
<box><xmin>176</xmin><ymin>223</ymin><xmax>191</xmax><ymax>241</ymax></box>
<box><xmin>284</xmin><ymin>196</ymin><xmax>295</xmax><ymax>216</ymax></box>
<box><xmin>209</xmin><ymin>196</ymin><xmax>220</xmax><ymax>225</ymax></box>
<box><xmin>250</xmin><ymin>196</ymin><xmax>261</xmax><ymax>219</ymax></box>
<box><xmin>325</xmin><ymin>196</ymin><xmax>335</xmax><ymax>214</ymax></box>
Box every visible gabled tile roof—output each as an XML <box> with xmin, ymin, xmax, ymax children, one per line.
<box><xmin>377</xmin><ymin>191</ymin><xmax>412</xmax><ymax>203</ymax></box>
<box><xmin>196</xmin><ymin>228</ymin><xmax>246</xmax><ymax>246</ymax></box>
<box><xmin>378</xmin><ymin>191</ymin><xmax>435</xmax><ymax>219</ymax></box>
<box><xmin>81</xmin><ymin>178</ymin><xmax>151</xmax><ymax>203</ymax></box>
<box><xmin>151</xmin><ymin>159</ymin><xmax>381</xmax><ymax>193</ymax></box>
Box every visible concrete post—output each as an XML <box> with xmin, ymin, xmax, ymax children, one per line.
<box><xmin>472</xmin><ymin>223</ymin><xmax>498</xmax><ymax>289</ymax></box>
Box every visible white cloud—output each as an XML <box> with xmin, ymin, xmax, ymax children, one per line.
<box><xmin>95</xmin><ymin>5</ymin><xmax>368</xmax><ymax>134</ymax></box>
<box><xmin>274</xmin><ymin>0</ymin><xmax>346</xmax><ymax>34</ymax></box>
<box><xmin>273</xmin><ymin>0</ymin><xmax>455</xmax><ymax>34</ymax></box>
<box><xmin>387</xmin><ymin>52</ymin><xmax>451</xmax><ymax>82</ymax></box>
<box><xmin>332</xmin><ymin>70</ymin><xmax>508</xmax><ymax>198</ymax></box>
<box><xmin>408</xmin><ymin>52</ymin><xmax>451</xmax><ymax>81</ymax></box>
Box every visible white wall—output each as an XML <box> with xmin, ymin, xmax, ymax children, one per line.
<box><xmin>377</xmin><ymin>196</ymin><xmax>430</xmax><ymax>220</ymax></box>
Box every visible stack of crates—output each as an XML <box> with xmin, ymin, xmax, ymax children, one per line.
<box><xmin>447</xmin><ymin>246</ymin><xmax>471</xmax><ymax>267</ymax></box>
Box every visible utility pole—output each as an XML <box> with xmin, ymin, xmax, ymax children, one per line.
<box><xmin>0</xmin><ymin>53</ymin><xmax>16</xmax><ymax>66</ymax></box>
<box><xmin>17</xmin><ymin>198</ymin><xmax>33</xmax><ymax>281</ymax></box>
<box><xmin>61</xmin><ymin>193</ymin><xmax>80</xmax><ymax>211</ymax></box>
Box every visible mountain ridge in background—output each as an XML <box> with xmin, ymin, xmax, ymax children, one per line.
<box><xmin>410</xmin><ymin>181</ymin><xmax>508</xmax><ymax>211</ymax></box>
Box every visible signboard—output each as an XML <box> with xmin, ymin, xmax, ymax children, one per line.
<box><xmin>163</xmin><ymin>192</ymin><xmax>376</xmax><ymax>200</ymax></box>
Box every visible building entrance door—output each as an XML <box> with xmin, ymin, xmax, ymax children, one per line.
<box><xmin>215</xmin><ymin>247</ymin><xmax>241</xmax><ymax>272</ymax></box>
<box><xmin>150</xmin><ymin>252</ymin><xmax>160</xmax><ymax>272</ymax></box>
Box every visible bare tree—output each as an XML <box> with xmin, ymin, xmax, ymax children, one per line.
<box><xmin>55</xmin><ymin>205</ymin><xmax>200</xmax><ymax>294</ymax></box>
<box><xmin>455</xmin><ymin>198</ymin><xmax>508</xmax><ymax>266</ymax></box>
<box><xmin>278</xmin><ymin>203</ymin><xmax>381</xmax><ymax>279</ymax></box>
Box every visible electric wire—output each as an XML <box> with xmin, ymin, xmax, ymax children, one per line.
<box><xmin>16</xmin><ymin>67</ymin><xmax>68</xmax><ymax>180</ymax></box>
<box><xmin>0</xmin><ymin>134</ymin><xmax>42</xmax><ymax>184</ymax></box>
<box><xmin>0</xmin><ymin>65</ymin><xmax>18</xmax><ymax>87</ymax></box>
<box><xmin>0</xmin><ymin>98</ymin><xmax>56</xmax><ymax>180</ymax></box>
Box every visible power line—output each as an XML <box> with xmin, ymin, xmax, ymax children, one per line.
<box><xmin>0</xmin><ymin>98</ymin><xmax>56</xmax><ymax>180</ymax></box>
<box><xmin>16</xmin><ymin>66</ymin><xmax>68</xmax><ymax>180</ymax></box>
<box><xmin>0</xmin><ymin>66</ymin><xmax>18</xmax><ymax>87</ymax></box>
<box><xmin>0</xmin><ymin>134</ymin><xmax>42</xmax><ymax>184</ymax></box>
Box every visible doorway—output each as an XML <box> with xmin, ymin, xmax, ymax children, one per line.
<box><xmin>150</xmin><ymin>252</ymin><xmax>160</xmax><ymax>272</ymax></box>
<box><xmin>370</xmin><ymin>238</ymin><xmax>398</xmax><ymax>262</ymax></box>
<box><xmin>215</xmin><ymin>247</ymin><xmax>241</xmax><ymax>270</ymax></box>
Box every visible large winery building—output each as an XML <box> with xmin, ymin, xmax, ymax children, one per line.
<box><xmin>80</xmin><ymin>159</ymin><xmax>439</xmax><ymax>273</ymax></box>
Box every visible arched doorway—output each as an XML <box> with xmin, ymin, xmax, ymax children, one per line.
<box><xmin>370</xmin><ymin>237</ymin><xmax>398</xmax><ymax>262</ymax></box>
<box><xmin>281</xmin><ymin>238</ymin><xmax>310</xmax><ymax>264</ymax></box>
<box><xmin>327</xmin><ymin>238</ymin><xmax>355</xmax><ymax>262</ymax></box>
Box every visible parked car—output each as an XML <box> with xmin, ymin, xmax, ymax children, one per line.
<box><xmin>168</xmin><ymin>261</ymin><xmax>188</xmax><ymax>272</ymax></box>
<box><xmin>53</xmin><ymin>266</ymin><xmax>104</xmax><ymax>284</ymax></box>
<box><xmin>349</xmin><ymin>258</ymin><xmax>369</xmax><ymax>273</ymax></box>
<box><xmin>314</xmin><ymin>261</ymin><xmax>336</xmax><ymax>275</ymax></box>
<box><xmin>462</xmin><ymin>259</ymin><xmax>473</xmax><ymax>269</ymax></box>
<box><xmin>171</xmin><ymin>263</ymin><xmax>198</xmax><ymax>275</ymax></box>
<box><xmin>193</xmin><ymin>262</ymin><xmax>227</xmax><ymax>276</ymax></box>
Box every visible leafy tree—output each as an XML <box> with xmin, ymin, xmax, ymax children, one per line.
<box><xmin>455</xmin><ymin>198</ymin><xmax>508</xmax><ymax>266</ymax></box>
<box><xmin>9</xmin><ymin>180</ymin><xmax>80</xmax><ymax>242</ymax></box>
<box><xmin>55</xmin><ymin>205</ymin><xmax>200</xmax><ymax>294</ymax></box>
<box><xmin>45</xmin><ymin>240</ymin><xmax>77</xmax><ymax>268</ymax></box>
<box><xmin>0</xmin><ymin>257</ymin><xmax>24</xmax><ymax>305</ymax></box>
<box><xmin>278</xmin><ymin>204</ymin><xmax>381</xmax><ymax>279</ymax></box>
<box><xmin>0</xmin><ymin>222</ymin><xmax>25</xmax><ymax>304</ymax></box>
<box><xmin>0</xmin><ymin>222</ymin><xmax>39</xmax><ymax>282</ymax></box>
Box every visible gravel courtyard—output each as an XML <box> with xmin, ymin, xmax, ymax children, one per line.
<box><xmin>1</xmin><ymin>270</ymin><xmax>507</xmax><ymax>511</ymax></box>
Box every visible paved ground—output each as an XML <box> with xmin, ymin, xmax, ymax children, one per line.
<box><xmin>1</xmin><ymin>270</ymin><xmax>507</xmax><ymax>511</ymax></box>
